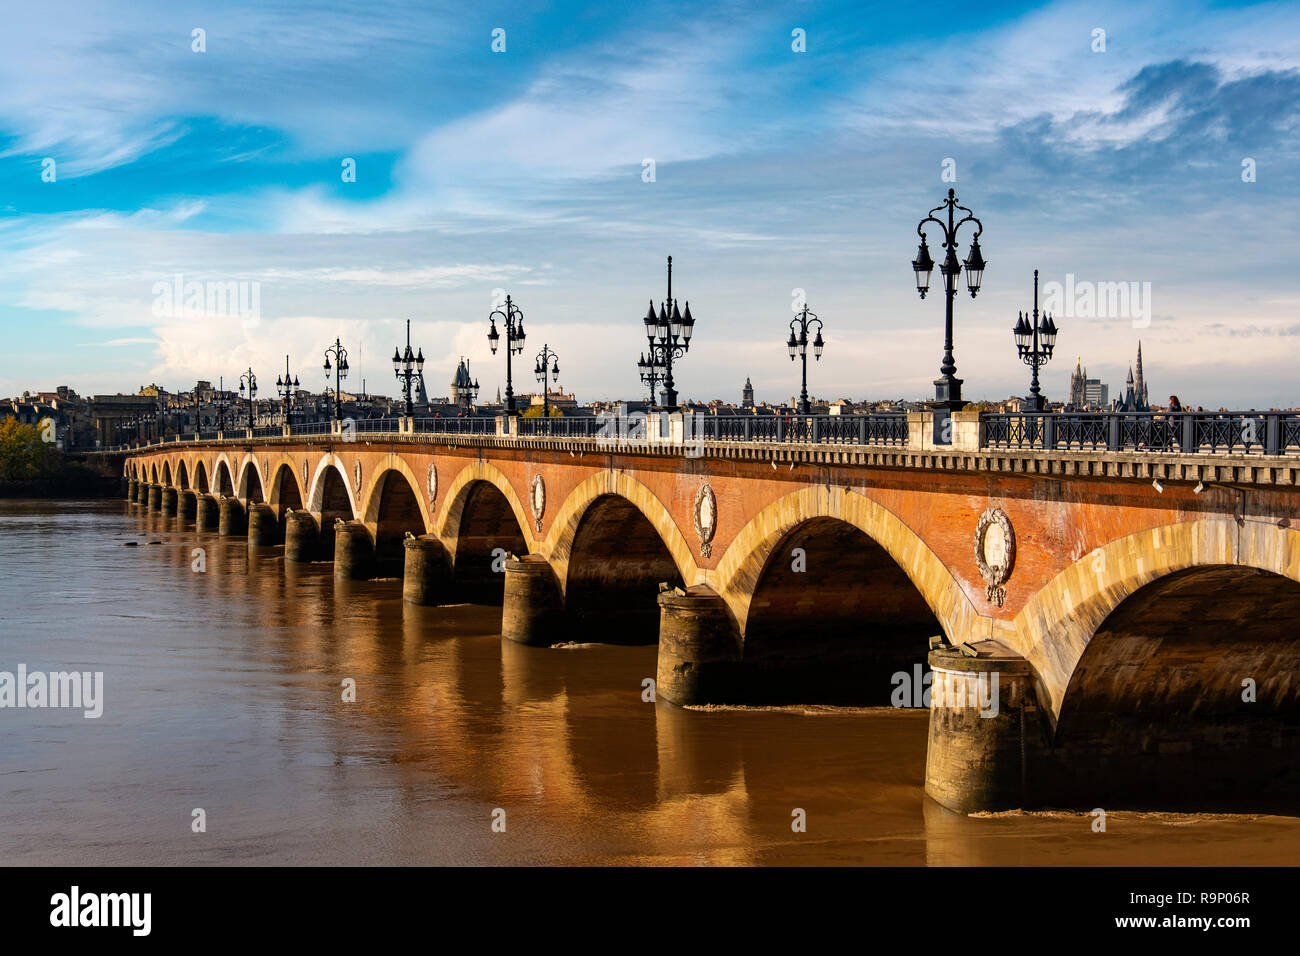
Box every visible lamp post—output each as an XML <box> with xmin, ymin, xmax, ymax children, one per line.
<box><xmin>636</xmin><ymin>350</ymin><xmax>663</xmax><ymax>406</ymax></box>
<box><xmin>276</xmin><ymin>355</ymin><xmax>299</xmax><ymax>426</ymax></box>
<box><xmin>393</xmin><ymin>319</ymin><xmax>425</xmax><ymax>417</ymax></box>
<box><xmin>323</xmin><ymin>338</ymin><xmax>349</xmax><ymax>422</ymax></box>
<box><xmin>642</xmin><ymin>255</ymin><xmax>695</xmax><ymax>412</ymax></box>
<box><xmin>912</xmin><ymin>188</ymin><xmax>986</xmax><ymax>409</ymax></box>
<box><xmin>215</xmin><ymin>376</ymin><xmax>228</xmax><ymax>432</ymax></box>
<box><xmin>487</xmin><ymin>295</ymin><xmax>526</xmax><ymax>415</ymax></box>
<box><xmin>786</xmin><ymin>303</ymin><xmax>825</xmax><ymax>415</ymax></box>
<box><xmin>238</xmin><ymin>368</ymin><xmax>257</xmax><ymax>430</ymax></box>
<box><xmin>533</xmin><ymin>344</ymin><xmax>560</xmax><ymax>418</ymax></box>
<box><xmin>1013</xmin><ymin>270</ymin><xmax>1058</xmax><ymax>411</ymax></box>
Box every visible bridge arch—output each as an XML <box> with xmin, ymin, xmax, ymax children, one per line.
<box><xmin>266</xmin><ymin>461</ymin><xmax>304</xmax><ymax>512</ymax></box>
<box><xmin>545</xmin><ymin>470</ymin><xmax>696</xmax><ymax>595</ymax></box>
<box><xmin>1047</xmin><ymin>560</ymin><xmax>1300</xmax><ymax>810</ymax></box>
<box><xmin>236</xmin><ymin>455</ymin><xmax>265</xmax><ymax>502</ymax></box>
<box><xmin>211</xmin><ymin>456</ymin><xmax>236</xmax><ymax>497</ymax></box>
<box><xmin>361</xmin><ymin>460</ymin><xmax>432</xmax><ymax>572</ymax></box>
<box><xmin>306</xmin><ymin>454</ymin><xmax>358</xmax><ymax>521</ymax></box>
<box><xmin>176</xmin><ymin>459</ymin><xmax>189</xmax><ymax>490</ymax></box>
<box><xmin>192</xmin><ymin>460</ymin><xmax>209</xmax><ymax>494</ymax></box>
<box><xmin>1014</xmin><ymin>517</ymin><xmax>1300</xmax><ymax>722</ymax></box>
<box><xmin>360</xmin><ymin>457</ymin><xmax>433</xmax><ymax>533</ymax></box>
<box><xmin>543</xmin><ymin>471</ymin><xmax>695</xmax><ymax>644</ymax></box>
<box><xmin>160</xmin><ymin>460</ymin><xmax>172</xmax><ymax>487</ymax></box>
<box><xmin>715</xmin><ymin>486</ymin><xmax>979</xmax><ymax>644</ymax></box>
<box><xmin>439</xmin><ymin>462</ymin><xmax>531</xmax><ymax>602</ymax></box>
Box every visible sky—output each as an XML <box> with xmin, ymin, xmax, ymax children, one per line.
<box><xmin>1</xmin><ymin>0</ymin><xmax>1298</xmax><ymax>408</ymax></box>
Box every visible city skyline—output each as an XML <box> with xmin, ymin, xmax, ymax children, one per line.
<box><xmin>1</xmin><ymin>0</ymin><xmax>1298</xmax><ymax>406</ymax></box>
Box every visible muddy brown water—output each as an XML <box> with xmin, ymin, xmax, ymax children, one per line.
<box><xmin>2</xmin><ymin>499</ymin><xmax>1297</xmax><ymax>865</ymax></box>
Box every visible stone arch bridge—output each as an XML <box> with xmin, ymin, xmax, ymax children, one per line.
<box><xmin>117</xmin><ymin>412</ymin><xmax>1300</xmax><ymax>814</ymax></box>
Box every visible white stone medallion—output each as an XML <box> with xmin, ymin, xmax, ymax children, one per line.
<box><xmin>530</xmin><ymin>474</ymin><xmax>545</xmax><ymax>533</ymax></box>
<box><xmin>975</xmin><ymin>506</ymin><xmax>1015</xmax><ymax>608</ymax></box>
<box><xmin>694</xmin><ymin>483</ymin><xmax>717</xmax><ymax>558</ymax></box>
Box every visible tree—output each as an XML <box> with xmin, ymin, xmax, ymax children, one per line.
<box><xmin>0</xmin><ymin>419</ymin><xmax>58</xmax><ymax>481</ymax></box>
<box><xmin>520</xmin><ymin>404</ymin><xmax>564</xmax><ymax>418</ymax></box>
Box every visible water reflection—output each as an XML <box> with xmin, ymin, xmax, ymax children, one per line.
<box><xmin>0</xmin><ymin>499</ymin><xmax>1297</xmax><ymax>865</ymax></box>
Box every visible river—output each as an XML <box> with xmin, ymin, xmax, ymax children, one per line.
<box><xmin>2</xmin><ymin>499</ymin><xmax>1298</xmax><ymax>866</ymax></box>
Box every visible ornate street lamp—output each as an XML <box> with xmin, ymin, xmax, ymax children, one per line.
<box><xmin>912</xmin><ymin>188</ymin><xmax>986</xmax><ymax>409</ymax></box>
<box><xmin>1013</xmin><ymin>270</ymin><xmax>1058</xmax><ymax>411</ymax></box>
<box><xmin>643</xmin><ymin>255</ymin><xmax>694</xmax><ymax>412</ymax></box>
<box><xmin>787</xmin><ymin>303</ymin><xmax>825</xmax><ymax>415</ymax></box>
<box><xmin>392</xmin><ymin>319</ymin><xmax>425</xmax><ymax>417</ymax></box>
<box><xmin>276</xmin><ymin>355</ymin><xmax>299</xmax><ymax>426</ymax></box>
<box><xmin>215</xmin><ymin>376</ymin><xmax>229</xmax><ymax>432</ymax></box>
<box><xmin>637</xmin><ymin>350</ymin><xmax>664</xmax><ymax>406</ymax></box>
<box><xmin>323</xmin><ymin>338</ymin><xmax>350</xmax><ymax>422</ymax></box>
<box><xmin>488</xmin><ymin>295</ymin><xmax>526</xmax><ymax>415</ymax></box>
<box><xmin>238</xmin><ymin>368</ymin><xmax>257</xmax><ymax>430</ymax></box>
<box><xmin>533</xmin><ymin>344</ymin><xmax>560</xmax><ymax>418</ymax></box>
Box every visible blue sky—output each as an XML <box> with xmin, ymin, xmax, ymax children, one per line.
<box><xmin>1</xmin><ymin>0</ymin><xmax>1298</xmax><ymax>407</ymax></box>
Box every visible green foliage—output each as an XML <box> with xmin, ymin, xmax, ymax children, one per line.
<box><xmin>0</xmin><ymin>419</ymin><xmax>60</xmax><ymax>481</ymax></box>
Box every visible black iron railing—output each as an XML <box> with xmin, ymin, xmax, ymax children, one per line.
<box><xmin>96</xmin><ymin>410</ymin><xmax>1300</xmax><ymax>458</ymax></box>
<box><xmin>518</xmin><ymin>416</ymin><xmax>603</xmax><ymax>438</ymax></box>
<box><xmin>697</xmin><ymin>413</ymin><xmax>909</xmax><ymax>446</ymax></box>
<box><xmin>982</xmin><ymin>412</ymin><xmax>1300</xmax><ymax>455</ymax></box>
<box><xmin>412</xmin><ymin>416</ymin><xmax>496</xmax><ymax>435</ymax></box>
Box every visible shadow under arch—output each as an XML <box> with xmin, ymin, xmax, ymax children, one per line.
<box><xmin>1047</xmin><ymin>564</ymin><xmax>1300</xmax><ymax>812</ymax></box>
<box><xmin>237</xmin><ymin>457</ymin><xmax>264</xmax><ymax>502</ymax></box>
<box><xmin>439</xmin><ymin>464</ymin><xmax>530</xmax><ymax>604</ymax></box>
<box><xmin>363</xmin><ymin>466</ymin><xmax>430</xmax><ymax>575</ymax></box>
<box><xmin>740</xmin><ymin>516</ymin><xmax>943</xmax><ymax>704</ymax></box>
<box><xmin>176</xmin><ymin>460</ymin><xmax>189</xmax><ymax>490</ymax></box>
<box><xmin>714</xmin><ymin>486</ymin><xmax>976</xmax><ymax>645</ymax></box>
<box><xmin>160</xmin><ymin>460</ymin><xmax>172</xmax><ymax>487</ymax></box>
<box><xmin>557</xmin><ymin>491</ymin><xmax>686</xmax><ymax>645</ymax></box>
<box><xmin>1011</xmin><ymin>518</ymin><xmax>1300</xmax><ymax>721</ymax></box>
<box><xmin>211</xmin><ymin>458</ymin><xmax>235</xmax><ymax>497</ymax></box>
<box><xmin>543</xmin><ymin>469</ymin><xmax>697</xmax><ymax>599</ymax></box>
<box><xmin>192</xmin><ymin>460</ymin><xmax>209</xmax><ymax>494</ymax></box>
<box><xmin>267</xmin><ymin>462</ymin><xmax>303</xmax><ymax>511</ymax></box>
<box><xmin>306</xmin><ymin>457</ymin><xmax>357</xmax><ymax>560</ymax></box>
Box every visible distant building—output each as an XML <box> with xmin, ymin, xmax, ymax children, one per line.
<box><xmin>742</xmin><ymin>377</ymin><xmax>754</xmax><ymax>408</ymax></box>
<box><xmin>1068</xmin><ymin>356</ymin><xmax>1113</xmax><ymax>410</ymax></box>
<box><xmin>1118</xmin><ymin>341</ymin><xmax>1150</xmax><ymax>412</ymax></box>
<box><xmin>450</xmin><ymin>358</ymin><xmax>479</xmax><ymax>410</ymax></box>
<box><xmin>1085</xmin><ymin>379</ymin><xmax>1109</xmax><ymax>408</ymax></box>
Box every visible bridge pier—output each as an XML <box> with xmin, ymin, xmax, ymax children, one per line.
<box><xmin>284</xmin><ymin>511</ymin><xmax>320</xmax><ymax>562</ymax></box>
<box><xmin>179</xmin><ymin>490</ymin><xmax>197</xmax><ymax>522</ymax></box>
<box><xmin>924</xmin><ymin>642</ymin><xmax>1045</xmax><ymax>813</ymax></box>
<box><xmin>195</xmin><ymin>494</ymin><xmax>219</xmax><ymax>532</ymax></box>
<box><xmin>655</xmin><ymin>585</ymin><xmax>742</xmax><ymax>706</ymax></box>
<box><xmin>403</xmin><ymin>535</ymin><xmax>453</xmax><ymax>605</ymax></box>
<box><xmin>501</xmin><ymin>555</ymin><xmax>565</xmax><ymax>645</ymax></box>
<box><xmin>126</xmin><ymin>479</ymin><xmax>137</xmax><ymax>502</ymax></box>
<box><xmin>247</xmin><ymin>503</ymin><xmax>280</xmax><ymax>547</ymax></box>
<box><xmin>217</xmin><ymin>497</ymin><xmax>246</xmax><ymax>536</ymax></box>
<box><xmin>147</xmin><ymin>484</ymin><xmax>161</xmax><ymax>511</ymax></box>
<box><xmin>334</xmin><ymin>520</ymin><xmax>374</xmax><ymax>580</ymax></box>
<box><xmin>161</xmin><ymin>487</ymin><xmax>178</xmax><ymax>516</ymax></box>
